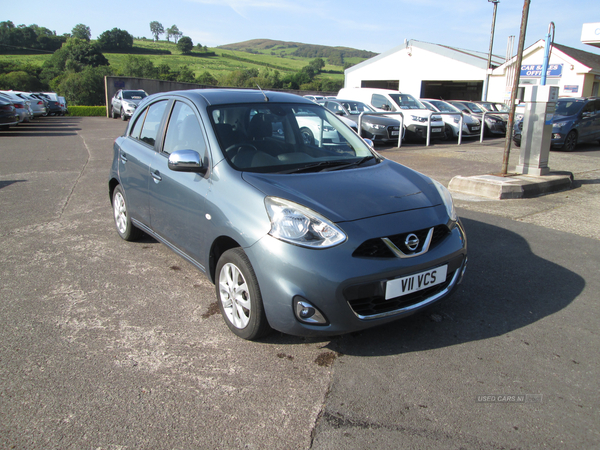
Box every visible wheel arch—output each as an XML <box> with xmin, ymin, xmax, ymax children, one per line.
<box><xmin>108</xmin><ymin>178</ymin><xmax>120</xmax><ymax>205</ymax></box>
<box><xmin>208</xmin><ymin>236</ymin><xmax>242</xmax><ymax>283</ymax></box>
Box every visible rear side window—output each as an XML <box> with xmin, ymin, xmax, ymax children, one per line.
<box><xmin>138</xmin><ymin>100</ymin><xmax>168</xmax><ymax>147</ymax></box>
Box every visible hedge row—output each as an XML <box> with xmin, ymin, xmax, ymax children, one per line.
<box><xmin>67</xmin><ymin>106</ymin><xmax>107</xmax><ymax>116</ymax></box>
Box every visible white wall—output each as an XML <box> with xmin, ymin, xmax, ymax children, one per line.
<box><xmin>345</xmin><ymin>45</ymin><xmax>487</xmax><ymax>97</ymax></box>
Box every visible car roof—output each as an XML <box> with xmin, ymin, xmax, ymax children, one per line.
<box><xmin>148</xmin><ymin>89</ymin><xmax>314</xmax><ymax>106</ymax></box>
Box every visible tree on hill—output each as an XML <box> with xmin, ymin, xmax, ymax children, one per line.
<box><xmin>41</xmin><ymin>37</ymin><xmax>108</xmax><ymax>81</ymax></box>
<box><xmin>40</xmin><ymin>37</ymin><xmax>111</xmax><ymax>105</ymax></box>
<box><xmin>196</xmin><ymin>71</ymin><xmax>218</xmax><ymax>86</ymax></box>
<box><xmin>166</xmin><ymin>25</ymin><xmax>182</xmax><ymax>43</ymax></box>
<box><xmin>98</xmin><ymin>28</ymin><xmax>133</xmax><ymax>51</ymax></box>
<box><xmin>0</xmin><ymin>20</ymin><xmax>66</xmax><ymax>52</ymax></box>
<box><xmin>309</xmin><ymin>58</ymin><xmax>325</xmax><ymax>73</ymax></box>
<box><xmin>150</xmin><ymin>21</ymin><xmax>164</xmax><ymax>41</ymax></box>
<box><xmin>71</xmin><ymin>24</ymin><xmax>91</xmax><ymax>41</ymax></box>
<box><xmin>120</xmin><ymin>55</ymin><xmax>158</xmax><ymax>78</ymax></box>
<box><xmin>177</xmin><ymin>36</ymin><xmax>193</xmax><ymax>54</ymax></box>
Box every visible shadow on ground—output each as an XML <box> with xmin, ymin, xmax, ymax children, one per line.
<box><xmin>323</xmin><ymin>215</ymin><xmax>583</xmax><ymax>357</ymax></box>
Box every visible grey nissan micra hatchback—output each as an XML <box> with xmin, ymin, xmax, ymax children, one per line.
<box><xmin>109</xmin><ymin>89</ymin><xmax>467</xmax><ymax>340</ymax></box>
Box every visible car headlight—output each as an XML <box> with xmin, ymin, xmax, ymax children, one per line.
<box><xmin>265</xmin><ymin>197</ymin><xmax>346</xmax><ymax>248</ymax></box>
<box><xmin>432</xmin><ymin>180</ymin><xmax>457</xmax><ymax>223</ymax></box>
<box><xmin>411</xmin><ymin>115</ymin><xmax>428</xmax><ymax>123</ymax></box>
<box><xmin>553</xmin><ymin>121</ymin><xmax>568</xmax><ymax>129</ymax></box>
<box><xmin>364</xmin><ymin>122</ymin><xmax>385</xmax><ymax>130</ymax></box>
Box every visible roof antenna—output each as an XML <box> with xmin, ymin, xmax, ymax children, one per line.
<box><xmin>256</xmin><ymin>85</ymin><xmax>269</xmax><ymax>102</ymax></box>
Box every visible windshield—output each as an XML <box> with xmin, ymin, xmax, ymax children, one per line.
<box><xmin>554</xmin><ymin>100</ymin><xmax>584</xmax><ymax>116</ymax></box>
<box><xmin>427</xmin><ymin>100</ymin><xmax>460</xmax><ymax>113</ymax></box>
<box><xmin>123</xmin><ymin>91</ymin><xmax>147</xmax><ymax>100</ymax></box>
<box><xmin>478</xmin><ymin>102</ymin><xmax>495</xmax><ymax>112</ymax></box>
<box><xmin>388</xmin><ymin>93</ymin><xmax>425</xmax><ymax>110</ymax></box>
<box><xmin>209</xmin><ymin>103</ymin><xmax>377</xmax><ymax>174</ymax></box>
<box><xmin>462</xmin><ymin>102</ymin><xmax>484</xmax><ymax>113</ymax></box>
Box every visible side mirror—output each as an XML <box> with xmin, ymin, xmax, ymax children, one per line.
<box><xmin>168</xmin><ymin>150</ymin><xmax>204</xmax><ymax>173</ymax></box>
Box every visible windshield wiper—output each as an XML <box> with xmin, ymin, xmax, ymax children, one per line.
<box><xmin>279</xmin><ymin>160</ymin><xmax>358</xmax><ymax>174</ymax></box>
<box><xmin>279</xmin><ymin>156</ymin><xmax>378</xmax><ymax>174</ymax></box>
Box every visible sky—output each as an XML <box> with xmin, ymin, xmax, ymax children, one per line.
<box><xmin>3</xmin><ymin>0</ymin><xmax>599</xmax><ymax>57</ymax></box>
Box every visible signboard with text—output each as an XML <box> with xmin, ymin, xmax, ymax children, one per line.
<box><xmin>520</xmin><ymin>64</ymin><xmax>563</xmax><ymax>78</ymax></box>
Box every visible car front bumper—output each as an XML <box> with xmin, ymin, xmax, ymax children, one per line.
<box><xmin>245</xmin><ymin>207</ymin><xmax>467</xmax><ymax>336</ymax></box>
<box><xmin>406</xmin><ymin>123</ymin><xmax>445</xmax><ymax>140</ymax></box>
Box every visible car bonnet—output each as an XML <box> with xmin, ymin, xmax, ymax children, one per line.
<box><xmin>241</xmin><ymin>159</ymin><xmax>441</xmax><ymax>223</ymax></box>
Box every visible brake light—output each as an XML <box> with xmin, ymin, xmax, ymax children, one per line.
<box><xmin>14</xmin><ymin>104</ymin><xmax>24</xmax><ymax>108</ymax></box>
<box><xmin>0</xmin><ymin>105</ymin><xmax>13</xmax><ymax>111</ymax></box>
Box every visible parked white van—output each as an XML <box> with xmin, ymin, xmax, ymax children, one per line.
<box><xmin>337</xmin><ymin>88</ymin><xmax>445</xmax><ymax>141</ymax></box>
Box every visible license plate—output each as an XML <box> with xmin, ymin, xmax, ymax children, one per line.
<box><xmin>472</xmin><ymin>126</ymin><xmax>480</xmax><ymax>131</ymax></box>
<box><xmin>391</xmin><ymin>131</ymin><xmax>399</xmax><ymax>136</ymax></box>
<box><xmin>432</xmin><ymin>128</ymin><xmax>442</xmax><ymax>133</ymax></box>
<box><xmin>385</xmin><ymin>265</ymin><xmax>448</xmax><ymax>300</ymax></box>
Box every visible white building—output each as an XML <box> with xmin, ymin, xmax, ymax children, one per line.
<box><xmin>489</xmin><ymin>40</ymin><xmax>600</xmax><ymax>100</ymax></box>
<box><xmin>344</xmin><ymin>38</ymin><xmax>600</xmax><ymax>102</ymax></box>
<box><xmin>344</xmin><ymin>39</ymin><xmax>504</xmax><ymax>101</ymax></box>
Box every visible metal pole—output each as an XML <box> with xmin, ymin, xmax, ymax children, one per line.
<box><xmin>483</xmin><ymin>0</ymin><xmax>500</xmax><ymax>101</ymax></box>
<box><xmin>540</xmin><ymin>22</ymin><xmax>555</xmax><ymax>86</ymax></box>
<box><xmin>501</xmin><ymin>0</ymin><xmax>530</xmax><ymax>175</ymax></box>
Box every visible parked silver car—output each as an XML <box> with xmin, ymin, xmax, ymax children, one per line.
<box><xmin>109</xmin><ymin>89</ymin><xmax>467</xmax><ymax>339</ymax></box>
<box><xmin>110</xmin><ymin>89</ymin><xmax>148</xmax><ymax>120</ymax></box>
<box><xmin>16</xmin><ymin>92</ymin><xmax>47</xmax><ymax>117</ymax></box>
<box><xmin>318</xmin><ymin>99</ymin><xmax>401</xmax><ymax>145</ymax></box>
<box><xmin>448</xmin><ymin>101</ymin><xmax>506</xmax><ymax>136</ymax></box>
<box><xmin>421</xmin><ymin>99</ymin><xmax>481</xmax><ymax>139</ymax></box>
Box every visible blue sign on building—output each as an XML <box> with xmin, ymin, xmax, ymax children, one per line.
<box><xmin>520</xmin><ymin>64</ymin><xmax>563</xmax><ymax>78</ymax></box>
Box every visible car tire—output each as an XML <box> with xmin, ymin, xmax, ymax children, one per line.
<box><xmin>300</xmin><ymin>127</ymin><xmax>314</xmax><ymax>145</ymax></box>
<box><xmin>215</xmin><ymin>248</ymin><xmax>271</xmax><ymax>340</ymax></box>
<box><xmin>112</xmin><ymin>185</ymin><xmax>141</xmax><ymax>241</ymax></box>
<box><xmin>120</xmin><ymin>108</ymin><xmax>127</xmax><ymax>121</ymax></box>
<box><xmin>562</xmin><ymin>130</ymin><xmax>577</xmax><ymax>152</ymax></box>
<box><xmin>111</xmin><ymin>107</ymin><xmax>117</xmax><ymax>119</ymax></box>
<box><xmin>443</xmin><ymin>125</ymin><xmax>454</xmax><ymax>141</ymax></box>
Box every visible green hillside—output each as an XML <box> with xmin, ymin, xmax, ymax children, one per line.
<box><xmin>0</xmin><ymin>37</ymin><xmax>378</xmax><ymax>105</ymax></box>
<box><xmin>1</xmin><ymin>38</ymin><xmax>376</xmax><ymax>81</ymax></box>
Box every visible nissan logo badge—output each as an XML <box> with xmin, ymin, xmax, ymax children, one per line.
<box><xmin>405</xmin><ymin>233</ymin><xmax>419</xmax><ymax>251</ymax></box>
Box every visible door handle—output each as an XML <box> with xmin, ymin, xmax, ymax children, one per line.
<box><xmin>151</xmin><ymin>171</ymin><xmax>162</xmax><ymax>183</ymax></box>
<box><xmin>119</xmin><ymin>151</ymin><xmax>127</xmax><ymax>162</ymax></box>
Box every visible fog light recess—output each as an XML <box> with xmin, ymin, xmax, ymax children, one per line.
<box><xmin>293</xmin><ymin>297</ymin><xmax>328</xmax><ymax>325</ymax></box>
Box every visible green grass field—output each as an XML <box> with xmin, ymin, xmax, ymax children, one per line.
<box><xmin>0</xmin><ymin>38</ymin><xmax>368</xmax><ymax>83</ymax></box>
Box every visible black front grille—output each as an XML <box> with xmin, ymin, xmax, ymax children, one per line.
<box><xmin>387</xmin><ymin>126</ymin><xmax>400</xmax><ymax>138</ymax></box>
<box><xmin>353</xmin><ymin>225</ymin><xmax>450</xmax><ymax>258</ymax></box>
<box><xmin>345</xmin><ymin>269</ymin><xmax>456</xmax><ymax>317</ymax></box>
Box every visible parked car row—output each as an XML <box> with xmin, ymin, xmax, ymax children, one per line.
<box><xmin>513</xmin><ymin>96</ymin><xmax>600</xmax><ymax>151</ymax></box>
<box><xmin>0</xmin><ymin>91</ymin><xmax>67</xmax><ymax>130</ymax></box>
<box><xmin>308</xmin><ymin>88</ymin><xmax>509</xmax><ymax>145</ymax></box>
